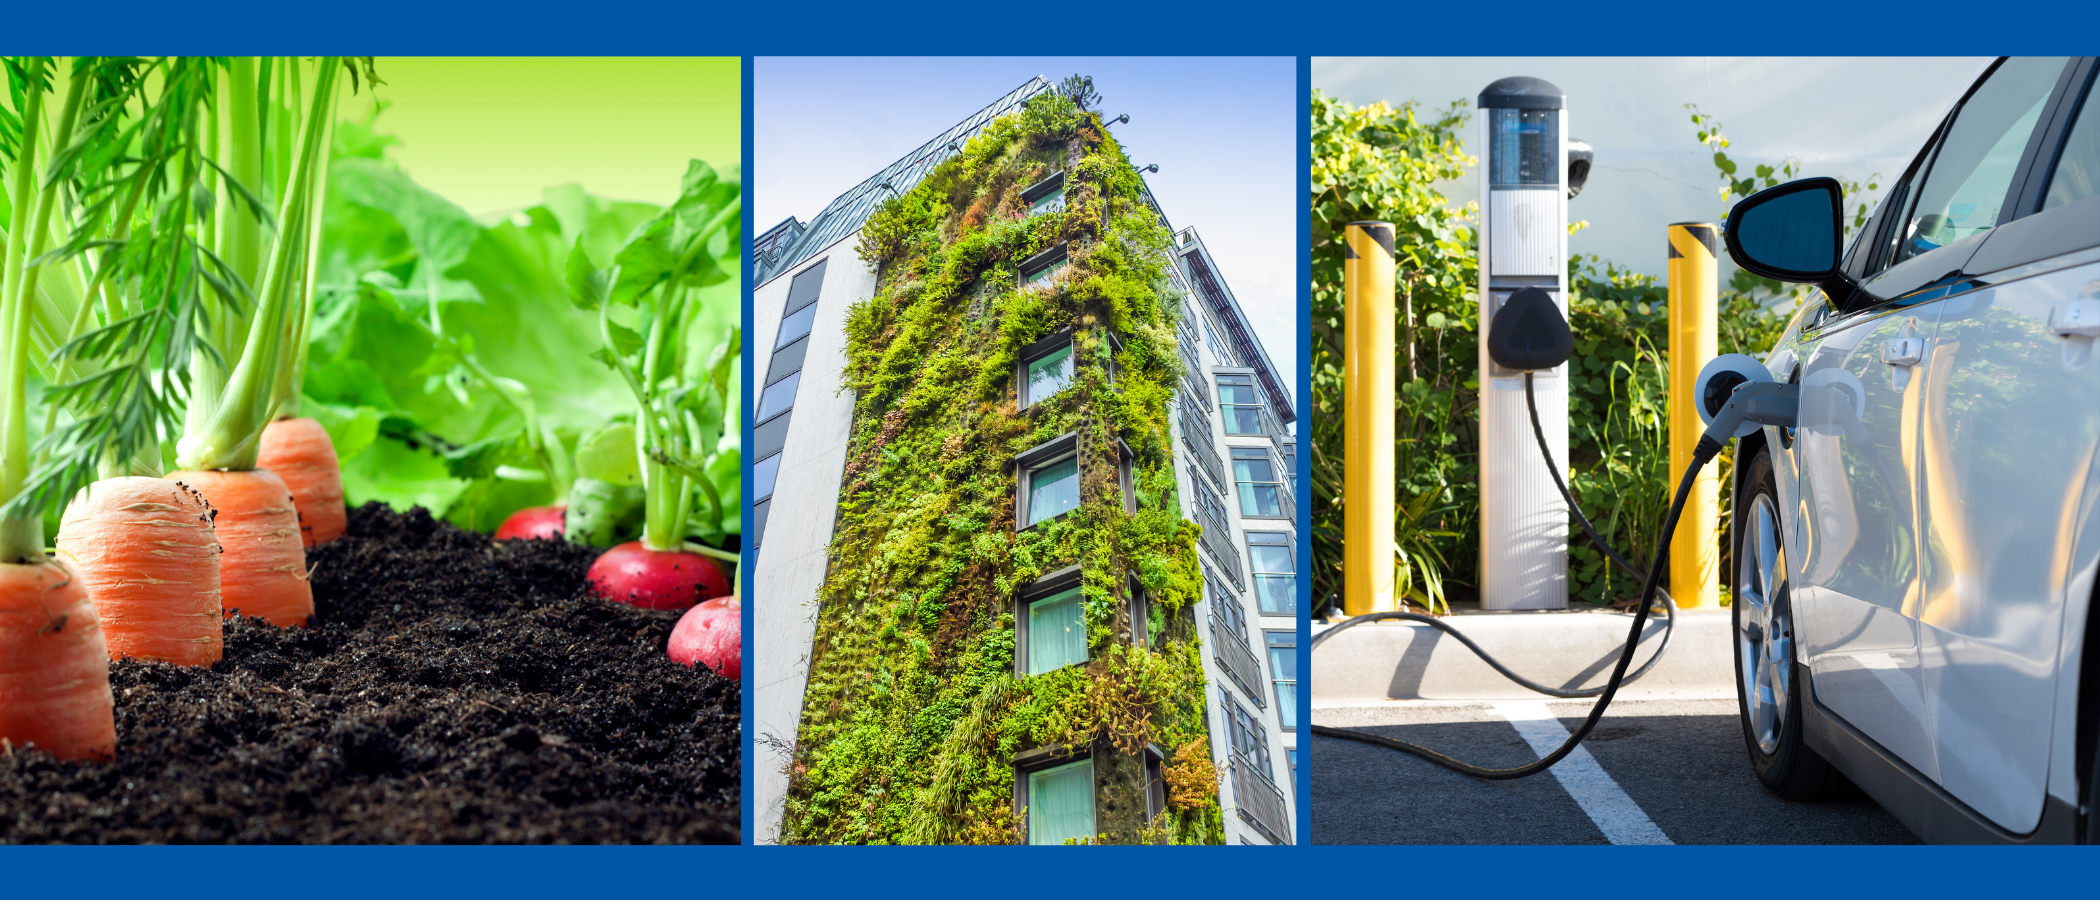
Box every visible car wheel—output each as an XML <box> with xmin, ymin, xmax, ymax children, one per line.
<box><xmin>1733</xmin><ymin>444</ymin><xmax>1856</xmax><ymax>801</ymax></box>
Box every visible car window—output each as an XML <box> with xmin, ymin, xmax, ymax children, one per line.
<box><xmin>2043</xmin><ymin>80</ymin><xmax>2098</xmax><ymax>210</ymax></box>
<box><xmin>1889</xmin><ymin>57</ymin><xmax>2069</xmax><ymax>267</ymax></box>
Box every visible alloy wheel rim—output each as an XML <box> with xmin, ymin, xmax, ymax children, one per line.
<box><xmin>1738</xmin><ymin>492</ymin><xmax>1792</xmax><ymax>756</ymax></box>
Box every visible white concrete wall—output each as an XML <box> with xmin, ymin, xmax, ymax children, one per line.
<box><xmin>751</xmin><ymin>232</ymin><xmax>877</xmax><ymax>844</ymax></box>
<box><xmin>1312</xmin><ymin>57</ymin><xmax>1994</xmax><ymax>285</ymax></box>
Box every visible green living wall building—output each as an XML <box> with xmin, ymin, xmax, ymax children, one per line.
<box><xmin>751</xmin><ymin>78</ymin><xmax>1299</xmax><ymax>845</ymax></box>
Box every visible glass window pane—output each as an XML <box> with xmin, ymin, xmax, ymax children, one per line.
<box><xmin>1028</xmin><ymin>587</ymin><xmax>1087</xmax><ymax>674</ymax></box>
<box><xmin>1250</xmin><ymin>544</ymin><xmax>1294</xmax><ymax>574</ymax></box>
<box><xmin>1027</xmin><ymin>457</ymin><xmax>1079</xmax><ymax>525</ymax></box>
<box><xmin>1031</xmin><ymin>187</ymin><xmax>1065</xmax><ymax>216</ymax></box>
<box><xmin>1232</xmin><ymin>455</ymin><xmax>1275</xmax><ymax>482</ymax></box>
<box><xmin>1217</xmin><ymin>383</ymin><xmax>1258</xmax><ymax>405</ymax></box>
<box><xmin>1237</xmin><ymin>483</ymin><xmax>1281</xmax><ymax>517</ymax></box>
<box><xmin>1224</xmin><ymin>406</ymin><xmax>1264</xmax><ymax>435</ymax></box>
<box><xmin>755</xmin><ymin>370</ymin><xmax>800</xmax><ymax>422</ymax></box>
<box><xmin>1026</xmin><ymin>259</ymin><xmax>1067</xmax><ymax>286</ymax></box>
<box><xmin>1268</xmin><ymin>633</ymin><xmax>1297</xmax><ymax>731</ymax></box>
<box><xmin>2045</xmin><ymin>89</ymin><xmax>2100</xmax><ymax>210</ymax></box>
<box><xmin>1025</xmin><ymin>344</ymin><xmax>1073</xmax><ymax>405</ymax></box>
<box><xmin>754</xmin><ymin>452</ymin><xmax>782</xmax><ymax>501</ymax></box>
<box><xmin>776</xmin><ymin>302</ymin><xmax>818</xmax><ymax>349</ymax></box>
<box><xmin>1255</xmin><ymin>575</ymin><xmax>1297</xmax><ymax>616</ymax></box>
<box><xmin>1027</xmin><ymin>758</ymin><xmax>1094</xmax><ymax>845</ymax></box>
<box><xmin>1896</xmin><ymin>57</ymin><xmax>2068</xmax><ymax>263</ymax></box>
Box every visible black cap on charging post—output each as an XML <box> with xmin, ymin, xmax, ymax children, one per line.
<box><xmin>1487</xmin><ymin>288</ymin><xmax>1574</xmax><ymax>371</ymax></box>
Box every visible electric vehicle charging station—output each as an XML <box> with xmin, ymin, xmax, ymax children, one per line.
<box><xmin>1477</xmin><ymin>77</ymin><xmax>1572</xmax><ymax>610</ymax></box>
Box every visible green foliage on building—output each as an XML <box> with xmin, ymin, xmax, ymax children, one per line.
<box><xmin>782</xmin><ymin>90</ymin><xmax>1224</xmax><ymax>846</ymax></box>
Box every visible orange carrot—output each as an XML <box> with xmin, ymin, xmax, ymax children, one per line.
<box><xmin>166</xmin><ymin>469</ymin><xmax>312</xmax><ymax>627</ymax></box>
<box><xmin>0</xmin><ymin>558</ymin><xmax>116</xmax><ymax>760</ymax></box>
<box><xmin>55</xmin><ymin>477</ymin><xmax>224</xmax><ymax>666</ymax></box>
<box><xmin>258</xmin><ymin>416</ymin><xmax>346</xmax><ymax>547</ymax></box>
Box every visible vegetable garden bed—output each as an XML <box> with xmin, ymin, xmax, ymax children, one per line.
<box><xmin>0</xmin><ymin>503</ymin><xmax>740</xmax><ymax>843</ymax></box>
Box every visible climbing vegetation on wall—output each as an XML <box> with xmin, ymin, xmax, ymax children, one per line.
<box><xmin>781</xmin><ymin>88</ymin><xmax>1225</xmax><ymax>845</ymax></box>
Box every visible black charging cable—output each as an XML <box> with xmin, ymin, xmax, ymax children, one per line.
<box><xmin>1310</xmin><ymin>432</ymin><xmax>1722</xmax><ymax>779</ymax></box>
<box><xmin>1309</xmin><ymin>372</ymin><xmax>1678</xmax><ymax>699</ymax></box>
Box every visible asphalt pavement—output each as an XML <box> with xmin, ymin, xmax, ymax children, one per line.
<box><xmin>1312</xmin><ymin>698</ymin><xmax>1919</xmax><ymax>844</ymax></box>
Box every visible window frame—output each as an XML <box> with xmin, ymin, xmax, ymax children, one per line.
<box><xmin>1013</xmin><ymin>742</ymin><xmax>1096</xmax><ymax>846</ymax></box>
<box><xmin>1016</xmin><ymin>327</ymin><xmax>1076</xmax><ymax>410</ymax></box>
<box><xmin>1015</xmin><ymin>564</ymin><xmax>1086</xmax><ymax>677</ymax></box>
<box><xmin>1216</xmin><ymin>372</ymin><xmax>1266</xmax><ymax>436</ymax></box>
<box><xmin>1247</xmin><ymin>531</ymin><xmax>1297</xmax><ymax>617</ymax></box>
<box><xmin>1019</xmin><ymin>243</ymin><xmax>1070</xmax><ymax>289</ymax></box>
<box><xmin>1143</xmin><ymin>743</ymin><xmax>1168</xmax><ymax>830</ymax></box>
<box><xmin>1115</xmin><ymin>437</ymin><xmax>1136</xmax><ymax>515</ymax></box>
<box><xmin>1021</xmin><ymin>170</ymin><xmax>1068</xmax><ymax>217</ymax></box>
<box><xmin>1265</xmin><ymin>629</ymin><xmax>1298</xmax><ymax>733</ymax></box>
<box><xmin>1207</xmin><ymin>564</ymin><xmax>1248</xmax><ymax>641</ymax></box>
<box><xmin>1127</xmin><ymin>572</ymin><xmax>1150</xmax><ymax>649</ymax></box>
<box><xmin>1015</xmin><ymin>433</ymin><xmax>1082</xmax><ymax>531</ymax></box>
<box><xmin>1230</xmin><ymin>446</ymin><xmax>1288</xmax><ymax>519</ymax></box>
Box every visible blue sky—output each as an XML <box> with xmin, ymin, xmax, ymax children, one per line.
<box><xmin>756</xmin><ymin>57</ymin><xmax>1298</xmax><ymax>401</ymax></box>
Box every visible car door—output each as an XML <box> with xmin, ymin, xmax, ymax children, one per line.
<box><xmin>1790</xmin><ymin>57</ymin><xmax>2076</xmax><ymax>787</ymax></box>
<box><xmin>1910</xmin><ymin>56</ymin><xmax>2100</xmax><ymax>834</ymax></box>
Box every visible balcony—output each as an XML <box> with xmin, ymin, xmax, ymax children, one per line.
<box><xmin>1209</xmin><ymin>615</ymin><xmax>1265</xmax><ymax>708</ymax></box>
<box><xmin>1230</xmin><ymin>757</ymin><xmax>1290</xmax><ymax>844</ymax></box>
<box><xmin>1179</xmin><ymin>401</ymin><xmax>1226</xmax><ymax>493</ymax></box>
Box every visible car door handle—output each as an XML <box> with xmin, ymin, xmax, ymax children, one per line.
<box><xmin>2051</xmin><ymin>296</ymin><xmax>2100</xmax><ymax>370</ymax></box>
<box><xmin>1881</xmin><ymin>336</ymin><xmax>1924</xmax><ymax>367</ymax></box>
<box><xmin>2049</xmin><ymin>298</ymin><xmax>2100</xmax><ymax>339</ymax></box>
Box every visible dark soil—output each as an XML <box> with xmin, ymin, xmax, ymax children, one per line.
<box><xmin>0</xmin><ymin>503</ymin><xmax>740</xmax><ymax>844</ymax></box>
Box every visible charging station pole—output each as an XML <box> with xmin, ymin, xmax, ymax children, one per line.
<box><xmin>1667</xmin><ymin>223</ymin><xmax>1721</xmax><ymax>609</ymax></box>
<box><xmin>1477</xmin><ymin>78</ymin><xmax>1570</xmax><ymax>610</ymax></box>
<box><xmin>1344</xmin><ymin>221</ymin><xmax>1395</xmax><ymax>617</ymax></box>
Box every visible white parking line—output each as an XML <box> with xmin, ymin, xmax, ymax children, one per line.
<box><xmin>1493</xmin><ymin>700</ymin><xmax>1673</xmax><ymax>845</ymax></box>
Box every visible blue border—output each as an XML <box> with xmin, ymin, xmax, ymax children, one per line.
<box><xmin>3</xmin><ymin>1</ymin><xmax>2095</xmax><ymax>54</ymax></box>
<box><xmin>1294</xmin><ymin>53</ymin><xmax>1314</xmax><ymax>849</ymax></box>
<box><xmin>739</xmin><ymin>54</ymin><xmax>756</xmax><ymax>847</ymax></box>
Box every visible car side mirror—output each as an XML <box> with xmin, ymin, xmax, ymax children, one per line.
<box><xmin>1725</xmin><ymin>177</ymin><xmax>1871</xmax><ymax>310</ymax></box>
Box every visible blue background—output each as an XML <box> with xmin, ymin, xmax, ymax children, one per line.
<box><xmin>8</xmin><ymin>0</ymin><xmax>2098</xmax><ymax>891</ymax></box>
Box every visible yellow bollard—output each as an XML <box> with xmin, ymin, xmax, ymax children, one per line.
<box><xmin>1667</xmin><ymin>223</ymin><xmax>1720</xmax><ymax>609</ymax></box>
<box><xmin>1344</xmin><ymin>222</ymin><xmax>1395</xmax><ymax>617</ymax></box>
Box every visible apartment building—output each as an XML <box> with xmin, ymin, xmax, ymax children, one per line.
<box><xmin>752</xmin><ymin>77</ymin><xmax>1297</xmax><ymax>845</ymax></box>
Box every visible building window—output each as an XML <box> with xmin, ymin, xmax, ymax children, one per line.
<box><xmin>1248</xmin><ymin>531</ymin><xmax>1296</xmax><ymax>616</ymax></box>
<box><xmin>1266</xmin><ymin>630</ymin><xmax>1297</xmax><ymax>732</ymax></box>
<box><xmin>1023</xmin><ymin>754</ymin><xmax>1095</xmax><ymax>845</ymax></box>
<box><xmin>1231</xmin><ymin>447</ymin><xmax>1285</xmax><ymax>518</ymax></box>
<box><xmin>1208</xmin><ymin>565</ymin><xmax>1246</xmax><ymax>640</ymax></box>
<box><xmin>1144</xmin><ymin>744</ymin><xmax>1167</xmax><ymax>828</ymax></box>
<box><xmin>1223</xmin><ymin>692</ymin><xmax>1273</xmax><ymax>779</ymax></box>
<box><xmin>1019</xmin><ymin>244</ymin><xmax>1068</xmax><ymax>288</ymax></box>
<box><xmin>1128</xmin><ymin>574</ymin><xmax>1150</xmax><ymax>648</ymax></box>
<box><xmin>1025</xmin><ymin>458</ymin><xmax>1078</xmax><ymax>526</ymax></box>
<box><xmin>1022</xmin><ymin>170</ymin><xmax>1066</xmax><ymax>217</ymax></box>
<box><xmin>755</xmin><ymin>370</ymin><xmax>800</xmax><ymax>423</ymax></box>
<box><xmin>1116</xmin><ymin>438</ymin><xmax>1135</xmax><ymax>514</ymax></box>
<box><xmin>1217</xmin><ymin>374</ymin><xmax>1264</xmax><ymax>435</ymax></box>
<box><xmin>753</xmin><ymin>258</ymin><xmax>827</xmax><ymax>523</ymax></box>
<box><xmin>1016</xmin><ymin>565</ymin><xmax>1085</xmax><ymax>676</ymax></box>
<box><xmin>1019</xmin><ymin>329</ymin><xmax>1074</xmax><ymax>409</ymax></box>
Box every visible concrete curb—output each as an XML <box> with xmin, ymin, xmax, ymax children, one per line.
<box><xmin>1311</xmin><ymin>609</ymin><xmax>1738</xmax><ymax>702</ymax></box>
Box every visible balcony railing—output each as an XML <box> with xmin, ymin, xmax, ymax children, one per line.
<box><xmin>1209</xmin><ymin>615</ymin><xmax>1265</xmax><ymax>708</ymax></box>
<box><xmin>1189</xmin><ymin>475</ymin><xmax>1244</xmax><ymax>589</ymax></box>
<box><xmin>1230</xmin><ymin>757</ymin><xmax>1290</xmax><ymax>844</ymax></box>
<box><xmin>1180</xmin><ymin>401</ymin><xmax>1226</xmax><ymax>493</ymax></box>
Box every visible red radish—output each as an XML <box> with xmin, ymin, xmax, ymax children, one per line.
<box><xmin>669</xmin><ymin>595</ymin><xmax>740</xmax><ymax>678</ymax></box>
<box><xmin>586</xmin><ymin>541</ymin><xmax>730</xmax><ymax>611</ymax></box>
<box><xmin>496</xmin><ymin>505</ymin><xmax>566</xmax><ymax>541</ymax></box>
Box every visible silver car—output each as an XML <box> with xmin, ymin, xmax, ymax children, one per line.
<box><xmin>1723</xmin><ymin>55</ymin><xmax>2100</xmax><ymax>843</ymax></box>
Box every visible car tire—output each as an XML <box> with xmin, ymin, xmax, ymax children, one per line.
<box><xmin>1732</xmin><ymin>443</ymin><xmax>1857</xmax><ymax>801</ymax></box>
